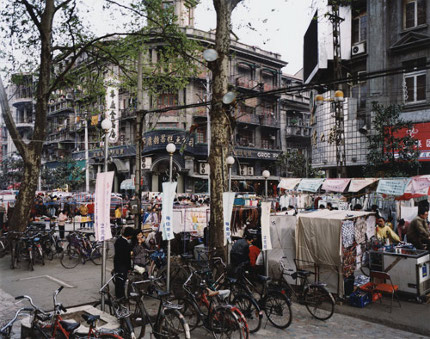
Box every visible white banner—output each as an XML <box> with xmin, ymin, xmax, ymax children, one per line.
<box><xmin>260</xmin><ymin>202</ymin><xmax>272</xmax><ymax>251</ymax></box>
<box><xmin>348</xmin><ymin>178</ymin><xmax>379</xmax><ymax>192</ymax></box>
<box><xmin>161</xmin><ymin>182</ymin><xmax>177</xmax><ymax>241</ymax></box>
<box><xmin>223</xmin><ymin>192</ymin><xmax>236</xmax><ymax>245</ymax></box>
<box><xmin>278</xmin><ymin>178</ymin><xmax>301</xmax><ymax>190</ymax></box>
<box><xmin>94</xmin><ymin>171</ymin><xmax>114</xmax><ymax>242</ymax></box>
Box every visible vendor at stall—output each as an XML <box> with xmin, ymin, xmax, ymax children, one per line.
<box><xmin>376</xmin><ymin>217</ymin><xmax>400</xmax><ymax>244</ymax></box>
<box><xmin>407</xmin><ymin>207</ymin><xmax>430</xmax><ymax>250</ymax></box>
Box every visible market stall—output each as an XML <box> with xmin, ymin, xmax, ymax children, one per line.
<box><xmin>295</xmin><ymin>210</ymin><xmax>374</xmax><ymax>297</ymax></box>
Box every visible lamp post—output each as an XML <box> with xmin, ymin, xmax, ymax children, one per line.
<box><xmin>315</xmin><ymin>90</ymin><xmax>346</xmax><ymax>178</ymax></box>
<box><xmin>262</xmin><ymin>170</ymin><xmax>270</xmax><ymax>276</ymax></box>
<box><xmin>100</xmin><ymin>117</ymin><xmax>112</xmax><ymax>310</ymax></box>
<box><xmin>226</xmin><ymin>156</ymin><xmax>235</xmax><ymax>192</ymax></box>
<box><xmin>165</xmin><ymin>143</ymin><xmax>176</xmax><ymax>292</ymax></box>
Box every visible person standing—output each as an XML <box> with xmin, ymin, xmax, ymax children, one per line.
<box><xmin>58</xmin><ymin>210</ymin><xmax>68</xmax><ymax>239</ymax></box>
<box><xmin>114</xmin><ymin>227</ymin><xmax>134</xmax><ymax>298</ymax></box>
<box><xmin>79</xmin><ymin>203</ymin><xmax>88</xmax><ymax>229</ymax></box>
<box><xmin>87</xmin><ymin>201</ymin><xmax>95</xmax><ymax>229</ymax></box>
<box><xmin>375</xmin><ymin>217</ymin><xmax>400</xmax><ymax>244</ymax></box>
<box><xmin>407</xmin><ymin>207</ymin><xmax>430</xmax><ymax>250</ymax></box>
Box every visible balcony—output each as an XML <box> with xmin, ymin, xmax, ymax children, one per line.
<box><xmin>48</xmin><ymin>101</ymin><xmax>74</xmax><ymax>116</ymax></box>
<box><xmin>257</xmin><ymin>112</ymin><xmax>278</xmax><ymax>127</ymax></box>
<box><xmin>236</xmin><ymin>113</ymin><xmax>260</xmax><ymax>125</ymax></box>
<box><xmin>16</xmin><ymin>121</ymin><xmax>33</xmax><ymax>130</ymax></box>
<box><xmin>12</xmin><ymin>88</ymin><xmax>33</xmax><ymax>107</ymax></box>
<box><xmin>120</xmin><ymin>108</ymin><xmax>136</xmax><ymax>120</ymax></box>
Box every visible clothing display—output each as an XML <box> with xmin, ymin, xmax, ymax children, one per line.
<box><xmin>342</xmin><ymin>220</ymin><xmax>355</xmax><ymax>248</ymax></box>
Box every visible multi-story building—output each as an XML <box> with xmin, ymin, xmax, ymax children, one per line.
<box><xmin>304</xmin><ymin>0</ymin><xmax>430</xmax><ymax>177</ymax></box>
<box><xmin>4</xmin><ymin>0</ymin><xmax>311</xmax><ymax>193</ymax></box>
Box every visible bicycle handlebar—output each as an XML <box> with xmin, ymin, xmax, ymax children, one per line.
<box><xmin>0</xmin><ymin>307</ymin><xmax>33</xmax><ymax>332</ymax></box>
<box><xmin>15</xmin><ymin>295</ymin><xmax>49</xmax><ymax>315</ymax></box>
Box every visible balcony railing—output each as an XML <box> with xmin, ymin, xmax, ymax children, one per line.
<box><xmin>286</xmin><ymin>126</ymin><xmax>311</xmax><ymax>137</ymax></box>
<box><xmin>258</xmin><ymin>113</ymin><xmax>278</xmax><ymax>127</ymax></box>
<box><xmin>120</xmin><ymin>108</ymin><xmax>136</xmax><ymax>119</ymax></box>
<box><xmin>236</xmin><ymin>113</ymin><xmax>260</xmax><ymax>125</ymax></box>
<box><xmin>48</xmin><ymin>101</ymin><xmax>74</xmax><ymax>115</ymax></box>
<box><xmin>231</xmin><ymin>77</ymin><xmax>260</xmax><ymax>90</ymax></box>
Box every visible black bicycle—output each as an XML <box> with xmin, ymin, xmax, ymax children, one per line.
<box><xmin>128</xmin><ymin>276</ymin><xmax>191</xmax><ymax>338</ymax></box>
<box><xmin>276</xmin><ymin>257</ymin><xmax>335</xmax><ymax>321</ymax></box>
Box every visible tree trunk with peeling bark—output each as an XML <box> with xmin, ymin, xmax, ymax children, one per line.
<box><xmin>208</xmin><ymin>0</ymin><xmax>242</xmax><ymax>261</ymax></box>
<box><xmin>0</xmin><ymin>0</ymin><xmax>54</xmax><ymax>234</ymax></box>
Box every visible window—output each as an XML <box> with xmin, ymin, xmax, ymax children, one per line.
<box><xmin>196</xmin><ymin>126</ymin><xmax>207</xmax><ymax>143</ymax></box>
<box><xmin>404</xmin><ymin>0</ymin><xmax>426</xmax><ymax>29</ymax></box>
<box><xmin>404</xmin><ymin>70</ymin><xmax>426</xmax><ymax>103</ymax></box>
<box><xmin>261</xmin><ymin>137</ymin><xmax>275</xmax><ymax>149</ymax></box>
<box><xmin>352</xmin><ymin>14</ymin><xmax>367</xmax><ymax>44</ymax></box>
<box><xmin>157</xmin><ymin>93</ymin><xmax>177</xmax><ymax>108</ymax></box>
<box><xmin>236</xmin><ymin>130</ymin><xmax>253</xmax><ymax>147</ymax></box>
<box><xmin>350</xmin><ymin>72</ymin><xmax>367</xmax><ymax>110</ymax></box>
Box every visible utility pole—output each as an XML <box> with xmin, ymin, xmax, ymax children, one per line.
<box><xmin>84</xmin><ymin>116</ymin><xmax>90</xmax><ymax>192</ymax></box>
<box><xmin>327</xmin><ymin>1</ymin><xmax>347</xmax><ymax>178</ymax></box>
<box><xmin>135</xmin><ymin>50</ymin><xmax>144</xmax><ymax>230</ymax></box>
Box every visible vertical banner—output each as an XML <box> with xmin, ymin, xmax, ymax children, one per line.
<box><xmin>161</xmin><ymin>182</ymin><xmax>177</xmax><ymax>241</ymax></box>
<box><xmin>223</xmin><ymin>192</ymin><xmax>236</xmax><ymax>245</ymax></box>
<box><xmin>260</xmin><ymin>202</ymin><xmax>272</xmax><ymax>251</ymax></box>
<box><xmin>94</xmin><ymin>171</ymin><xmax>114</xmax><ymax>242</ymax></box>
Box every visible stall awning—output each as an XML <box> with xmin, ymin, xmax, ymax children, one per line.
<box><xmin>321</xmin><ymin>178</ymin><xmax>351</xmax><ymax>192</ymax></box>
<box><xmin>297</xmin><ymin>178</ymin><xmax>325</xmax><ymax>192</ymax></box>
<box><xmin>120</xmin><ymin>179</ymin><xmax>134</xmax><ymax>190</ymax></box>
<box><xmin>348</xmin><ymin>178</ymin><xmax>379</xmax><ymax>192</ymax></box>
<box><xmin>278</xmin><ymin>178</ymin><xmax>301</xmax><ymax>190</ymax></box>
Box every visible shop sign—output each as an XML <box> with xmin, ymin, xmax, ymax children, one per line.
<box><xmin>260</xmin><ymin>202</ymin><xmax>272</xmax><ymax>251</ymax></box>
<box><xmin>223</xmin><ymin>192</ymin><xmax>235</xmax><ymax>245</ymax></box>
<box><xmin>376</xmin><ymin>178</ymin><xmax>411</xmax><ymax>196</ymax></box>
<box><xmin>393</xmin><ymin>122</ymin><xmax>430</xmax><ymax>161</ymax></box>
<box><xmin>94</xmin><ymin>171</ymin><xmax>114</xmax><ymax>242</ymax></box>
<box><xmin>235</xmin><ymin>148</ymin><xmax>281</xmax><ymax>159</ymax></box>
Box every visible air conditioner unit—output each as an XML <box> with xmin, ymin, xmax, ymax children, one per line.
<box><xmin>247</xmin><ymin>167</ymin><xmax>254</xmax><ymax>176</ymax></box>
<box><xmin>199</xmin><ymin>162</ymin><xmax>210</xmax><ymax>175</ymax></box>
<box><xmin>351</xmin><ymin>42</ymin><xmax>366</xmax><ymax>56</ymax></box>
<box><xmin>240</xmin><ymin>165</ymin><xmax>248</xmax><ymax>176</ymax></box>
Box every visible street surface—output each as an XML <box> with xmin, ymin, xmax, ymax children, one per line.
<box><xmin>0</xmin><ymin>224</ymin><xmax>429</xmax><ymax>338</ymax></box>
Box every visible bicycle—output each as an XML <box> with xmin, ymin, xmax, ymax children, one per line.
<box><xmin>128</xmin><ymin>276</ymin><xmax>191</xmax><ymax>338</ymax></box>
<box><xmin>171</xmin><ymin>269</ymin><xmax>249</xmax><ymax>338</ymax></box>
<box><xmin>93</xmin><ymin>273</ymin><xmax>141</xmax><ymax>339</ymax></box>
<box><xmin>16</xmin><ymin>286</ymin><xmax>123</xmax><ymax>338</ymax></box>
<box><xmin>275</xmin><ymin>257</ymin><xmax>335</xmax><ymax>321</ymax></box>
<box><xmin>60</xmin><ymin>231</ymin><xmax>103</xmax><ymax>269</ymax></box>
<box><xmin>0</xmin><ymin>307</ymin><xmax>33</xmax><ymax>338</ymax></box>
<box><xmin>13</xmin><ymin>232</ymin><xmax>44</xmax><ymax>271</ymax></box>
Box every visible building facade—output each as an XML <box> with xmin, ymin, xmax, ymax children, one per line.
<box><xmin>305</xmin><ymin>0</ymin><xmax>430</xmax><ymax>177</ymax></box>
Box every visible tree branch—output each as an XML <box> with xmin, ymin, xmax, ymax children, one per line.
<box><xmin>54</xmin><ymin>0</ymin><xmax>74</xmax><ymax>13</ymax></box>
<box><xmin>18</xmin><ymin>0</ymin><xmax>42</xmax><ymax>32</ymax></box>
<box><xmin>0</xmin><ymin>77</ymin><xmax>27</xmax><ymax>157</ymax></box>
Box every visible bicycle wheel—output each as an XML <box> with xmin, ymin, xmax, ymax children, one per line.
<box><xmin>232</xmin><ymin>293</ymin><xmax>261</xmax><ymax>333</ymax></box>
<box><xmin>28</xmin><ymin>248</ymin><xmax>34</xmax><ymax>271</ymax></box>
<box><xmin>170</xmin><ymin>298</ymin><xmax>200</xmax><ymax>331</ymax></box>
<box><xmin>154</xmin><ymin>309</ymin><xmax>190</xmax><ymax>339</ymax></box>
<box><xmin>90</xmin><ymin>246</ymin><xmax>102</xmax><ymax>265</ymax></box>
<box><xmin>304</xmin><ymin>285</ymin><xmax>335</xmax><ymax>321</ymax></box>
<box><xmin>263</xmin><ymin>290</ymin><xmax>292</xmax><ymax>329</ymax></box>
<box><xmin>128</xmin><ymin>301</ymin><xmax>146</xmax><ymax>339</ymax></box>
<box><xmin>209</xmin><ymin>305</ymin><xmax>244</xmax><ymax>339</ymax></box>
<box><xmin>60</xmin><ymin>246</ymin><xmax>80</xmax><ymax>269</ymax></box>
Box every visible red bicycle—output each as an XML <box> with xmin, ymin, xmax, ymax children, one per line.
<box><xmin>15</xmin><ymin>286</ymin><xmax>123</xmax><ymax>338</ymax></box>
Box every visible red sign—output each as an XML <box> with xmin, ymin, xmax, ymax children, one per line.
<box><xmin>394</xmin><ymin>122</ymin><xmax>430</xmax><ymax>162</ymax></box>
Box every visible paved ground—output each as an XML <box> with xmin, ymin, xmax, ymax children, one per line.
<box><xmin>1</xmin><ymin>224</ymin><xmax>429</xmax><ymax>338</ymax></box>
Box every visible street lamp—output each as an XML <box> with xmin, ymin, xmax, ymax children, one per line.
<box><xmin>222</xmin><ymin>91</ymin><xmax>237</xmax><ymax>105</ymax></box>
<box><xmin>165</xmin><ymin>143</ymin><xmax>176</xmax><ymax>292</ymax></box>
<box><xmin>100</xmin><ymin>117</ymin><xmax>112</xmax><ymax>311</ymax></box>
<box><xmin>203</xmin><ymin>49</ymin><xmax>218</xmax><ymax>62</ymax></box>
<box><xmin>262</xmin><ymin>170</ymin><xmax>270</xmax><ymax>276</ymax></box>
<box><xmin>226</xmin><ymin>156</ymin><xmax>235</xmax><ymax>192</ymax></box>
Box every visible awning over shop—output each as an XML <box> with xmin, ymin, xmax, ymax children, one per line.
<box><xmin>321</xmin><ymin>178</ymin><xmax>351</xmax><ymax>192</ymax></box>
<box><xmin>348</xmin><ymin>178</ymin><xmax>379</xmax><ymax>192</ymax></box>
<box><xmin>376</xmin><ymin>178</ymin><xmax>411</xmax><ymax>196</ymax></box>
<box><xmin>296</xmin><ymin>178</ymin><xmax>325</xmax><ymax>192</ymax></box>
<box><xmin>120</xmin><ymin>179</ymin><xmax>134</xmax><ymax>190</ymax></box>
<box><xmin>278</xmin><ymin>178</ymin><xmax>301</xmax><ymax>190</ymax></box>
<box><xmin>112</xmin><ymin>158</ymin><xmax>128</xmax><ymax>173</ymax></box>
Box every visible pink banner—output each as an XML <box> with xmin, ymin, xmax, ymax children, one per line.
<box><xmin>322</xmin><ymin>178</ymin><xmax>351</xmax><ymax>192</ymax></box>
<box><xmin>405</xmin><ymin>175</ymin><xmax>430</xmax><ymax>195</ymax></box>
<box><xmin>348</xmin><ymin>178</ymin><xmax>379</xmax><ymax>192</ymax></box>
<box><xmin>94</xmin><ymin>172</ymin><xmax>114</xmax><ymax>242</ymax></box>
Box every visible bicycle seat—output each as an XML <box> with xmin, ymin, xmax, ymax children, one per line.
<box><xmin>156</xmin><ymin>290</ymin><xmax>170</xmax><ymax>298</ymax></box>
<box><xmin>82</xmin><ymin>313</ymin><xmax>100</xmax><ymax>325</ymax></box>
<box><xmin>257</xmin><ymin>275</ymin><xmax>271</xmax><ymax>283</ymax></box>
<box><xmin>197</xmin><ymin>268</ymin><xmax>212</xmax><ymax>275</ymax></box>
<box><xmin>180</xmin><ymin>253</ymin><xmax>194</xmax><ymax>260</ymax></box>
<box><xmin>296</xmin><ymin>270</ymin><xmax>312</xmax><ymax>277</ymax></box>
<box><xmin>225</xmin><ymin>276</ymin><xmax>237</xmax><ymax>284</ymax></box>
<box><xmin>59</xmin><ymin>320</ymin><xmax>80</xmax><ymax>332</ymax></box>
<box><xmin>217</xmin><ymin>290</ymin><xmax>230</xmax><ymax>301</ymax></box>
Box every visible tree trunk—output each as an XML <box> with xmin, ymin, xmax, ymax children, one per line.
<box><xmin>1</xmin><ymin>0</ymin><xmax>54</xmax><ymax>233</ymax></box>
<box><xmin>208</xmin><ymin>0</ymin><xmax>239</xmax><ymax>261</ymax></box>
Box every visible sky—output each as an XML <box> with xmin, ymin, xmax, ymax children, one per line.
<box><xmin>194</xmin><ymin>0</ymin><xmax>316</xmax><ymax>75</ymax></box>
<box><xmin>84</xmin><ymin>0</ymin><xmax>317</xmax><ymax>76</ymax></box>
